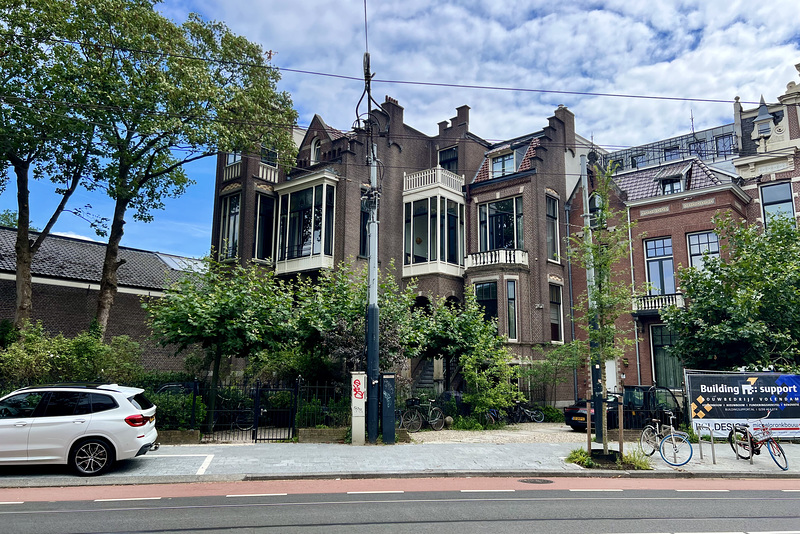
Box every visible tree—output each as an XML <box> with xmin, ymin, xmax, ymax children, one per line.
<box><xmin>663</xmin><ymin>213</ymin><xmax>800</xmax><ymax>372</ymax></box>
<box><xmin>569</xmin><ymin>164</ymin><xmax>638</xmax><ymax>453</ymax></box>
<box><xmin>12</xmin><ymin>0</ymin><xmax>297</xmax><ymax>336</ymax></box>
<box><xmin>522</xmin><ymin>341</ymin><xmax>585</xmax><ymax>406</ymax></box>
<box><xmin>144</xmin><ymin>258</ymin><xmax>293</xmax><ymax>425</ymax></box>
<box><xmin>0</xmin><ymin>210</ymin><xmax>39</xmax><ymax>232</ymax></box>
<box><xmin>1</xmin><ymin>0</ymin><xmax>98</xmax><ymax>328</ymax></box>
<box><xmin>421</xmin><ymin>289</ymin><xmax>521</xmax><ymax>416</ymax></box>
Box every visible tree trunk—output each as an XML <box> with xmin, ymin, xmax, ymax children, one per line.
<box><xmin>95</xmin><ymin>197</ymin><xmax>129</xmax><ymax>338</ymax></box>
<box><xmin>206</xmin><ymin>344</ymin><xmax>223</xmax><ymax>433</ymax></box>
<box><xmin>13</xmin><ymin>158</ymin><xmax>32</xmax><ymax>329</ymax></box>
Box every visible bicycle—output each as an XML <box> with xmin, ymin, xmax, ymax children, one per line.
<box><xmin>511</xmin><ymin>401</ymin><xmax>545</xmax><ymax>424</ymax></box>
<box><xmin>728</xmin><ymin>411</ymin><xmax>788</xmax><ymax>471</ymax></box>
<box><xmin>401</xmin><ymin>396</ymin><xmax>445</xmax><ymax>432</ymax></box>
<box><xmin>657</xmin><ymin>410</ymin><xmax>693</xmax><ymax>466</ymax></box>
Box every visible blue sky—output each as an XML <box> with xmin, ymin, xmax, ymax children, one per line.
<box><xmin>3</xmin><ymin>0</ymin><xmax>800</xmax><ymax>258</ymax></box>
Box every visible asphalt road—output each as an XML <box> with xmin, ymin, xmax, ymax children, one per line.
<box><xmin>2</xmin><ymin>486</ymin><xmax>799</xmax><ymax>534</ymax></box>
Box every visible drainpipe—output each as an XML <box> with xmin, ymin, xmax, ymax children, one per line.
<box><xmin>627</xmin><ymin>206</ymin><xmax>642</xmax><ymax>385</ymax></box>
<box><xmin>565</xmin><ymin>200</ymin><xmax>578</xmax><ymax>402</ymax></box>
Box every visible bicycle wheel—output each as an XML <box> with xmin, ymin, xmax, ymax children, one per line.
<box><xmin>512</xmin><ymin>407</ymin><xmax>525</xmax><ymax>424</ymax></box>
<box><xmin>235</xmin><ymin>409</ymin><xmax>254</xmax><ymax>431</ymax></box>
<box><xmin>479</xmin><ymin>412</ymin><xmax>495</xmax><ymax>427</ymax></box>
<box><xmin>767</xmin><ymin>438</ymin><xmax>789</xmax><ymax>471</ymax></box>
<box><xmin>659</xmin><ymin>433</ymin><xmax>693</xmax><ymax>466</ymax></box>
<box><xmin>728</xmin><ymin>427</ymin><xmax>753</xmax><ymax>460</ymax></box>
<box><xmin>428</xmin><ymin>407</ymin><xmax>445</xmax><ymax>431</ymax></box>
<box><xmin>530</xmin><ymin>408</ymin><xmax>545</xmax><ymax>423</ymax></box>
<box><xmin>639</xmin><ymin>425</ymin><xmax>659</xmax><ymax>457</ymax></box>
<box><xmin>402</xmin><ymin>409</ymin><xmax>423</xmax><ymax>432</ymax></box>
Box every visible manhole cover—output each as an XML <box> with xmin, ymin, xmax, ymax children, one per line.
<box><xmin>518</xmin><ymin>478</ymin><xmax>554</xmax><ymax>484</ymax></box>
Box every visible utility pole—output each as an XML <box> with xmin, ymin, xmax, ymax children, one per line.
<box><xmin>363</xmin><ymin>52</ymin><xmax>380</xmax><ymax>444</ymax></box>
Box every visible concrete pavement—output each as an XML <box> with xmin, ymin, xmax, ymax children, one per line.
<box><xmin>1</xmin><ymin>438</ymin><xmax>798</xmax><ymax>488</ymax></box>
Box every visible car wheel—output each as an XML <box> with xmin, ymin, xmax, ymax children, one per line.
<box><xmin>70</xmin><ymin>438</ymin><xmax>115</xmax><ymax>476</ymax></box>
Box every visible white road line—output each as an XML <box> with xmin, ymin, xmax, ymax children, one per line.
<box><xmin>347</xmin><ymin>490</ymin><xmax>405</xmax><ymax>495</ymax></box>
<box><xmin>0</xmin><ymin>502</ymin><xmax>23</xmax><ymax>505</ymax></box>
<box><xmin>460</xmin><ymin>489</ymin><xmax>516</xmax><ymax>493</ymax></box>
<box><xmin>675</xmin><ymin>490</ymin><xmax>731</xmax><ymax>493</ymax></box>
<box><xmin>781</xmin><ymin>489</ymin><xmax>800</xmax><ymax>492</ymax></box>
<box><xmin>226</xmin><ymin>493</ymin><xmax>288</xmax><ymax>498</ymax></box>
<box><xmin>94</xmin><ymin>497</ymin><xmax>162</xmax><ymax>502</ymax></box>
<box><xmin>568</xmin><ymin>489</ymin><xmax>624</xmax><ymax>492</ymax></box>
<box><xmin>196</xmin><ymin>454</ymin><xmax>214</xmax><ymax>475</ymax></box>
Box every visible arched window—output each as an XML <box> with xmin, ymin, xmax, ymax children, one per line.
<box><xmin>311</xmin><ymin>138</ymin><xmax>321</xmax><ymax>165</ymax></box>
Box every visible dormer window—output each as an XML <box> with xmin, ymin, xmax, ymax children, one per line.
<box><xmin>663</xmin><ymin>147</ymin><xmax>680</xmax><ymax>162</ymax></box>
<box><xmin>661</xmin><ymin>178</ymin><xmax>682</xmax><ymax>195</ymax></box>
<box><xmin>311</xmin><ymin>139</ymin><xmax>321</xmax><ymax>165</ymax></box>
<box><xmin>491</xmin><ymin>153</ymin><xmax>515</xmax><ymax>178</ymax></box>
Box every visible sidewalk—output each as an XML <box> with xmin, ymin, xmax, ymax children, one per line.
<box><xmin>1</xmin><ymin>437</ymin><xmax>798</xmax><ymax>488</ymax></box>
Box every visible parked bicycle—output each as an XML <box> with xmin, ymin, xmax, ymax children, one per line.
<box><xmin>511</xmin><ymin>401</ymin><xmax>545</xmax><ymax>424</ymax></box>
<box><xmin>401</xmin><ymin>396</ymin><xmax>445</xmax><ymax>432</ymax></box>
<box><xmin>728</xmin><ymin>411</ymin><xmax>788</xmax><ymax>471</ymax></box>
<box><xmin>639</xmin><ymin>410</ymin><xmax>692</xmax><ymax>466</ymax></box>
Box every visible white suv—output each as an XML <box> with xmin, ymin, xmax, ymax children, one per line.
<box><xmin>0</xmin><ymin>383</ymin><xmax>158</xmax><ymax>476</ymax></box>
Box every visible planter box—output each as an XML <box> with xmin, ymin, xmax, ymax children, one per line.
<box><xmin>157</xmin><ymin>429</ymin><xmax>201</xmax><ymax>445</ymax></box>
<box><xmin>298</xmin><ymin>428</ymin><xmax>348</xmax><ymax>443</ymax></box>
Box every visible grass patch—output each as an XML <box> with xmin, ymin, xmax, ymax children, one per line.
<box><xmin>618</xmin><ymin>448</ymin><xmax>652</xmax><ymax>470</ymax></box>
<box><xmin>565</xmin><ymin>448</ymin><xmax>596</xmax><ymax>468</ymax></box>
<box><xmin>566</xmin><ymin>447</ymin><xmax>652</xmax><ymax>470</ymax></box>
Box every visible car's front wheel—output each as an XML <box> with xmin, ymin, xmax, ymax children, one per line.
<box><xmin>70</xmin><ymin>438</ymin><xmax>115</xmax><ymax>476</ymax></box>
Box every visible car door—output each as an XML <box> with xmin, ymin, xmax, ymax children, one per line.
<box><xmin>0</xmin><ymin>391</ymin><xmax>46</xmax><ymax>462</ymax></box>
<box><xmin>27</xmin><ymin>391</ymin><xmax>91</xmax><ymax>462</ymax></box>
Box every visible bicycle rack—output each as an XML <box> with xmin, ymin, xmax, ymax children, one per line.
<box><xmin>694</xmin><ymin>422</ymin><xmax>716</xmax><ymax>464</ymax></box>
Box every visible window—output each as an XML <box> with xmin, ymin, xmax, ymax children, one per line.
<box><xmin>439</xmin><ymin>146</ymin><xmax>458</xmax><ymax>172</ymax></box>
<box><xmin>404</xmin><ymin>196</ymin><xmax>462</xmax><ymax>266</ymax></box>
<box><xmin>491</xmin><ymin>153</ymin><xmax>515</xmax><ymax>178</ymax></box>
<box><xmin>260</xmin><ymin>146</ymin><xmax>277</xmax><ymax>167</ymax></box>
<box><xmin>507</xmin><ymin>280</ymin><xmax>517</xmax><ymax>340</ymax></box>
<box><xmin>550</xmin><ymin>284</ymin><xmax>563</xmax><ymax>342</ymax></box>
<box><xmin>42</xmin><ymin>392</ymin><xmax>82</xmax><ymax>417</ymax></box>
<box><xmin>661</xmin><ymin>178</ymin><xmax>682</xmax><ymax>195</ymax></box>
<box><xmin>254</xmin><ymin>194</ymin><xmax>275</xmax><ymax>261</ymax></box>
<box><xmin>277</xmin><ymin>185</ymin><xmax>335</xmax><ymax>260</ymax></box>
<box><xmin>651</xmin><ymin>325</ymin><xmax>681</xmax><ymax>389</ymax></box>
<box><xmin>546</xmin><ymin>196</ymin><xmax>559</xmax><ymax>261</ymax></box>
<box><xmin>588</xmin><ymin>193</ymin><xmax>602</xmax><ymax>228</ymax></box>
<box><xmin>311</xmin><ymin>139</ymin><xmax>321</xmax><ymax>164</ymax></box>
<box><xmin>219</xmin><ymin>194</ymin><xmax>241</xmax><ymax>260</ymax></box>
<box><xmin>687</xmin><ymin>231</ymin><xmax>719</xmax><ymax>269</ymax></box>
<box><xmin>226</xmin><ymin>152</ymin><xmax>241</xmax><ymax>166</ymax></box>
<box><xmin>715</xmin><ymin>134</ymin><xmax>734</xmax><ymax>157</ymax></box>
<box><xmin>0</xmin><ymin>392</ymin><xmax>43</xmax><ymax>418</ymax></box>
<box><xmin>688</xmin><ymin>141</ymin><xmax>707</xmax><ymax>158</ymax></box>
<box><xmin>478</xmin><ymin>196</ymin><xmax>523</xmax><ymax>251</ymax></box>
<box><xmin>761</xmin><ymin>182</ymin><xmax>794</xmax><ymax>226</ymax></box>
<box><xmin>645</xmin><ymin>237</ymin><xmax>675</xmax><ymax>295</ymax></box>
<box><xmin>663</xmin><ymin>147</ymin><xmax>680</xmax><ymax>161</ymax></box>
<box><xmin>475</xmin><ymin>282</ymin><xmax>498</xmax><ymax>322</ymax></box>
<box><xmin>631</xmin><ymin>154</ymin><xmax>645</xmax><ymax>168</ymax></box>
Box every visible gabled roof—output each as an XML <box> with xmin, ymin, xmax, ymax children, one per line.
<box><xmin>473</xmin><ymin>137</ymin><xmax>541</xmax><ymax>184</ymax></box>
<box><xmin>0</xmin><ymin>227</ymin><xmax>198</xmax><ymax>290</ymax></box>
<box><xmin>613</xmin><ymin>157</ymin><xmax>736</xmax><ymax>202</ymax></box>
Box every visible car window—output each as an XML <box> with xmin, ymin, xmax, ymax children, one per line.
<box><xmin>0</xmin><ymin>392</ymin><xmax>45</xmax><ymax>418</ymax></box>
<box><xmin>75</xmin><ymin>394</ymin><xmax>92</xmax><ymax>415</ymax></box>
<box><xmin>129</xmin><ymin>393</ymin><xmax>154</xmax><ymax>410</ymax></box>
<box><xmin>90</xmin><ymin>393</ymin><xmax>118</xmax><ymax>413</ymax></box>
<box><xmin>624</xmin><ymin>388</ymin><xmax>644</xmax><ymax>408</ymax></box>
<box><xmin>41</xmin><ymin>392</ymin><xmax>83</xmax><ymax>417</ymax></box>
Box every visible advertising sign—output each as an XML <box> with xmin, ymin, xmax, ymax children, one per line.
<box><xmin>686</xmin><ymin>372</ymin><xmax>800</xmax><ymax>438</ymax></box>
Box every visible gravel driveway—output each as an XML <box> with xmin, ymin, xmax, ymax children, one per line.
<box><xmin>409</xmin><ymin>422</ymin><xmax>591</xmax><ymax>444</ymax></box>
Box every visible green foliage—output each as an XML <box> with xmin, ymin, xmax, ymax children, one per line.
<box><xmin>540</xmin><ymin>405</ymin><xmax>564</xmax><ymax>423</ymax></box>
<box><xmin>566</xmin><ymin>448</ymin><xmax>596</xmax><ymax>468</ymax></box>
<box><xmin>451</xmin><ymin>415</ymin><xmax>485</xmax><ymax>431</ymax></box>
<box><xmin>147</xmin><ymin>391</ymin><xmax>206</xmax><ymax>431</ymax></box>
<box><xmin>619</xmin><ymin>448</ymin><xmax>653</xmax><ymax>470</ymax></box>
<box><xmin>0</xmin><ymin>319</ymin><xmax>18</xmax><ymax>349</ymax></box>
<box><xmin>663</xmin><ymin>213</ymin><xmax>800</xmax><ymax>371</ymax></box>
<box><xmin>523</xmin><ymin>342</ymin><xmax>585</xmax><ymax>406</ymax></box>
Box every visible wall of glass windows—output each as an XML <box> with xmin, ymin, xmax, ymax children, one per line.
<box><xmin>403</xmin><ymin>195</ymin><xmax>465</xmax><ymax>266</ymax></box>
<box><xmin>277</xmin><ymin>183</ymin><xmax>335</xmax><ymax>261</ymax></box>
<box><xmin>219</xmin><ymin>193</ymin><xmax>240</xmax><ymax>260</ymax></box>
<box><xmin>478</xmin><ymin>196</ymin><xmax>524</xmax><ymax>251</ymax></box>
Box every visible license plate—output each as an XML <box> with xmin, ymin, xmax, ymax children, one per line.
<box><xmin>573</xmin><ymin>416</ymin><xmax>585</xmax><ymax>422</ymax></box>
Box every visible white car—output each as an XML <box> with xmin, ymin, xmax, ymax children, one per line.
<box><xmin>0</xmin><ymin>383</ymin><xmax>158</xmax><ymax>476</ymax></box>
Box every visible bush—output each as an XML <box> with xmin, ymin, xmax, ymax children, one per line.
<box><xmin>148</xmin><ymin>391</ymin><xmax>207</xmax><ymax>431</ymax></box>
<box><xmin>566</xmin><ymin>448</ymin><xmax>595</xmax><ymax>468</ymax></box>
<box><xmin>541</xmin><ymin>405</ymin><xmax>564</xmax><ymax>423</ymax></box>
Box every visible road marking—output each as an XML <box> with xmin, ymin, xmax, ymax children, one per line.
<box><xmin>460</xmin><ymin>489</ymin><xmax>515</xmax><ymax>493</ymax></box>
<box><xmin>94</xmin><ymin>497</ymin><xmax>162</xmax><ymax>502</ymax></box>
<box><xmin>782</xmin><ymin>489</ymin><xmax>800</xmax><ymax>492</ymax></box>
<box><xmin>196</xmin><ymin>454</ymin><xmax>214</xmax><ymax>475</ymax></box>
<box><xmin>226</xmin><ymin>494</ymin><xmax>288</xmax><ymax>498</ymax></box>
<box><xmin>347</xmin><ymin>490</ymin><xmax>405</xmax><ymax>495</ymax></box>
<box><xmin>675</xmin><ymin>490</ymin><xmax>730</xmax><ymax>493</ymax></box>
<box><xmin>568</xmin><ymin>489</ymin><xmax>624</xmax><ymax>492</ymax></box>
<box><xmin>0</xmin><ymin>502</ymin><xmax>23</xmax><ymax>505</ymax></box>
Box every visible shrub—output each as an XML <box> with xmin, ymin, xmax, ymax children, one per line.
<box><xmin>566</xmin><ymin>448</ymin><xmax>595</xmax><ymax>468</ymax></box>
<box><xmin>541</xmin><ymin>405</ymin><xmax>564</xmax><ymax>423</ymax></box>
<box><xmin>148</xmin><ymin>391</ymin><xmax>207</xmax><ymax>431</ymax></box>
<box><xmin>618</xmin><ymin>448</ymin><xmax>653</xmax><ymax>470</ymax></box>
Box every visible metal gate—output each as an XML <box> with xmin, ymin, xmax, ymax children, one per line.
<box><xmin>251</xmin><ymin>381</ymin><xmax>298</xmax><ymax>442</ymax></box>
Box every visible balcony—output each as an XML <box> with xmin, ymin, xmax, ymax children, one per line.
<box><xmin>223</xmin><ymin>161</ymin><xmax>242</xmax><ymax>182</ymax></box>
<box><xmin>465</xmin><ymin>249</ymin><xmax>528</xmax><ymax>269</ymax></box>
<box><xmin>632</xmin><ymin>293</ymin><xmax>685</xmax><ymax>317</ymax></box>
<box><xmin>257</xmin><ymin>162</ymin><xmax>279</xmax><ymax>183</ymax></box>
<box><xmin>404</xmin><ymin>167</ymin><xmax>464</xmax><ymax>193</ymax></box>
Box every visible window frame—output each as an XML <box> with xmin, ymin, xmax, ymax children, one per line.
<box><xmin>687</xmin><ymin>231</ymin><xmax>719</xmax><ymax>270</ymax></box>
<box><xmin>506</xmin><ymin>279</ymin><xmax>517</xmax><ymax>341</ymax></box>
<box><xmin>549</xmin><ymin>284</ymin><xmax>563</xmax><ymax>343</ymax></box>
<box><xmin>546</xmin><ymin>196</ymin><xmax>559</xmax><ymax>262</ymax></box>
<box><xmin>475</xmin><ymin>281</ymin><xmax>498</xmax><ymax>323</ymax></box>
<box><xmin>226</xmin><ymin>152</ymin><xmax>241</xmax><ymax>166</ymax></box>
<box><xmin>254</xmin><ymin>194</ymin><xmax>275</xmax><ymax>261</ymax></box>
<box><xmin>760</xmin><ymin>182</ymin><xmax>794</xmax><ymax>227</ymax></box>
<box><xmin>438</xmin><ymin>146</ymin><xmax>458</xmax><ymax>173</ymax></box>
<box><xmin>491</xmin><ymin>152</ymin><xmax>515</xmax><ymax>178</ymax></box>
<box><xmin>219</xmin><ymin>193</ymin><xmax>241</xmax><ymax>260</ymax></box>
<box><xmin>478</xmin><ymin>196</ymin><xmax>523</xmax><ymax>252</ymax></box>
<box><xmin>651</xmin><ymin>324</ymin><xmax>682</xmax><ymax>389</ymax></box>
<box><xmin>645</xmin><ymin>237</ymin><xmax>675</xmax><ymax>295</ymax></box>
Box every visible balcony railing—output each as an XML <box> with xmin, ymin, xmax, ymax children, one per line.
<box><xmin>257</xmin><ymin>162</ymin><xmax>279</xmax><ymax>183</ymax></box>
<box><xmin>465</xmin><ymin>249</ymin><xmax>528</xmax><ymax>269</ymax></box>
<box><xmin>223</xmin><ymin>161</ymin><xmax>242</xmax><ymax>182</ymax></box>
<box><xmin>633</xmin><ymin>293</ymin><xmax>685</xmax><ymax>314</ymax></box>
<box><xmin>403</xmin><ymin>166</ymin><xmax>464</xmax><ymax>193</ymax></box>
